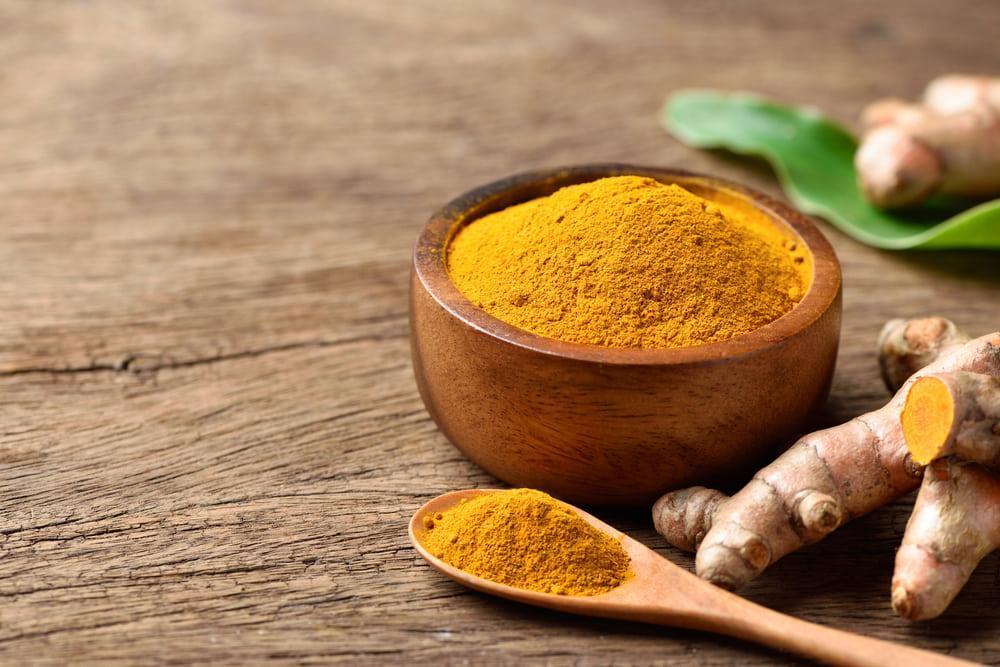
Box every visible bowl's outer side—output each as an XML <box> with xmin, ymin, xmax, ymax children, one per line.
<box><xmin>411</xmin><ymin>270</ymin><xmax>841</xmax><ymax>508</ymax></box>
<box><xmin>409</xmin><ymin>164</ymin><xmax>842</xmax><ymax>507</ymax></box>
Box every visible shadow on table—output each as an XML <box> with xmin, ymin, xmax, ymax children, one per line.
<box><xmin>475</xmin><ymin>590</ymin><xmax>808</xmax><ymax>665</ymax></box>
<box><xmin>888</xmin><ymin>248</ymin><xmax>1000</xmax><ymax>286</ymax></box>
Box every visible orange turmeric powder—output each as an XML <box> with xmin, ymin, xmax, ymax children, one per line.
<box><xmin>447</xmin><ymin>176</ymin><xmax>810</xmax><ymax>349</ymax></box>
<box><xmin>419</xmin><ymin>489</ymin><xmax>631</xmax><ymax>596</ymax></box>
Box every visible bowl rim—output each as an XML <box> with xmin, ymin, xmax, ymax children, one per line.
<box><xmin>413</xmin><ymin>163</ymin><xmax>842</xmax><ymax>366</ymax></box>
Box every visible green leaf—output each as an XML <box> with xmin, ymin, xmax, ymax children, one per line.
<box><xmin>663</xmin><ymin>91</ymin><xmax>1000</xmax><ymax>250</ymax></box>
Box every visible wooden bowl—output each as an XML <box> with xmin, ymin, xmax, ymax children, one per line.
<box><xmin>410</xmin><ymin>164</ymin><xmax>842</xmax><ymax>507</ymax></box>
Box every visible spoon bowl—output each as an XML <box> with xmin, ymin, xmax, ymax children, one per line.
<box><xmin>410</xmin><ymin>489</ymin><xmax>972</xmax><ymax>667</ymax></box>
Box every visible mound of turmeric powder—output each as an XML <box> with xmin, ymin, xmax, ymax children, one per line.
<box><xmin>420</xmin><ymin>489</ymin><xmax>630</xmax><ymax>596</ymax></box>
<box><xmin>447</xmin><ymin>176</ymin><xmax>810</xmax><ymax>349</ymax></box>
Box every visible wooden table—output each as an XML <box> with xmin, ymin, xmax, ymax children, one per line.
<box><xmin>2</xmin><ymin>2</ymin><xmax>998</xmax><ymax>664</ymax></box>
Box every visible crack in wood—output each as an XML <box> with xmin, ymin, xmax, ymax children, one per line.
<box><xmin>0</xmin><ymin>334</ymin><xmax>405</xmax><ymax>378</ymax></box>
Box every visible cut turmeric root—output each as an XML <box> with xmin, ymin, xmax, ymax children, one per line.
<box><xmin>892</xmin><ymin>368</ymin><xmax>1000</xmax><ymax>619</ymax></box>
<box><xmin>902</xmin><ymin>371</ymin><xmax>1000</xmax><ymax>468</ymax></box>
<box><xmin>653</xmin><ymin>318</ymin><xmax>1000</xmax><ymax>594</ymax></box>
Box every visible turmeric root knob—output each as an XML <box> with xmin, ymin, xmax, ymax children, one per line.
<box><xmin>878</xmin><ymin>317</ymin><xmax>970</xmax><ymax>392</ymax></box>
<box><xmin>651</xmin><ymin>486</ymin><xmax>727</xmax><ymax>552</ymax></box>
<box><xmin>855</xmin><ymin>126</ymin><xmax>942</xmax><ymax>209</ymax></box>
<box><xmin>902</xmin><ymin>372</ymin><xmax>1000</xmax><ymax>468</ymax></box>
<box><xmin>796</xmin><ymin>490</ymin><xmax>843</xmax><ymax>533</ymax></box>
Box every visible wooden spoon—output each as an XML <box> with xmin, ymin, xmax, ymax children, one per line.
<box><xmin>409</xmin><ymin>490</ymin><xmax>973</xmax><ymax>667</ymax></box>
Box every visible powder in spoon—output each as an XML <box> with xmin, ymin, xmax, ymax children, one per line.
<box><xmin>447</xmin><ymin>176</ymin><xmax>810</xmax><ymax>348</ymax></box>
<box><xmin>419</xmin><ymin>488</ymin><xmax>631</xmax><ymax>596</ymax></box>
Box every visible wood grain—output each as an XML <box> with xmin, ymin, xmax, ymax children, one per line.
<box><xmin>0</xmin><ymin>1</ymin><xmax>998</xmax><ymax>664</ymax></box>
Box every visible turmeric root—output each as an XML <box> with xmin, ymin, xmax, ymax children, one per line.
<box><xmin>653</xmin><ymin>319</ymin><xmax>1000</xmax><ymax>592</ymax></box>
<box><xmin>902</xmin><ymin>371</ymin><xmax>1000</xmax><ymax>468</ymax></box>
<box><xmin>923</xmin><ymin>75</ymin><xmax>1000</xmax><ymax>117</ymax></box>
<box><xmin>855</xmin><ymin>74</ymin><xmax>1000</xmax><ymax>209</ymax></box>
<box><xmin>892</xmin><ymin>458</ymin><xmax>1000</xmax><ymax>620</ymax></box>
<box><xmin>892</xmin><ymin>369</ymin><xmax>1000</xmax><ymax>620</ymax></box>
<box><xmin>878</xmin><ymin>317</ymin><xmax>969</xmax><ymax>392</ymax></box>
<box><xmin>654</xmin><ymin>317</ymin><xmax>968</xmax><ymax>560</ymax></box>
<box><xmin>861</xmin><ymin>76</ymin><xmax>1000</xmax><ymax>128</ymax></box>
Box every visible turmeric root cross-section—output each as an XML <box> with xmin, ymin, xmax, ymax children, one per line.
<box><xmin>902</xmin><ymin>371</ymin><xmax>1000</xmax><ymax>468</ymax></box>
<box><xmin>653</xmin><ymin>318</ymin><xmax>1000</xmax><ymax>597</ymax></box>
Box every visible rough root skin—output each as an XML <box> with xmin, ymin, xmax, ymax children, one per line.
<box><xmin>878</xmin><ymin>317</ymin><xmax>969</xmax><ymax>393</ymax></box>
<box><xmin>892</xmin><ymin>459</ymin><xmax>1000</xmax><ymax>620</ymax></box>
<box><xmin>653</xmin><ymin>324</ymin><xmax>1000</xmax><ymax>592</ymax></box>
<box><xmin>652</xmin><ymin>487</ymin><xmax>727</xmax><ymax>552</ymax></box>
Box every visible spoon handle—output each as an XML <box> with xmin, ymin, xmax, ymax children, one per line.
<box><xmin>674</xmin><ymin>593</ymin><xmax>973</xmax><ymax>667</ymax></box>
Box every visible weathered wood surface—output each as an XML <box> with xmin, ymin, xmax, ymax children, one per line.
<box><xmin>1</xmin><ymin>1</ymin><xmax>998</xmax><ymax>664</ymax></box>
